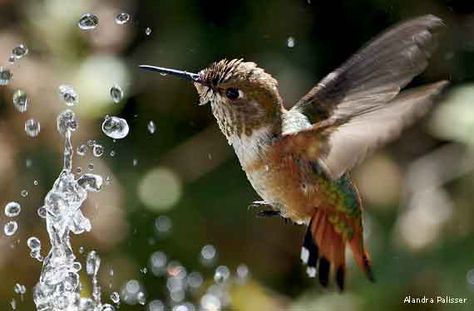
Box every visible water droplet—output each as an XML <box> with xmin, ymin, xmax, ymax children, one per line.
<box><xmin>86</xmin><ymin>250</ymin><xmax>101</xmax><ymax>276</ymax></box>
<box><xmin>200</xmin><ymin>294</ymin><xmax>221</xmax><ymax>311</ymax></box>
<box><xmin>145</xmin><ymin>27</ymin><xmax>152</xmax><ymax>36</ymax></box>
<box><xmin>155</xmin><ymin>215</ymin><xmax>172</xmax><ymax>235</ymax></box>
<box><xmin>0</xmin><ymin>67</ymin><xmax>12</xmax><ymax>85</ymax></box>
<box><xmin>110</xmin><ymin>85</ymin><xmax>123</xmax><ymax>103</ymax></box>
<box><xmin>200</xmin><ymin>244</ymin><xmax>217</xmax><ymax>266</ymax></box>
<box><xmin>33</xmin><ymin>180</ymin><xmax>39</xmax><ymax>186</ymax></box>
<box><xmin>149</xmin><ymin>251</ymin><xmax>167</xmax><ymax>276</ymax></box>
<box><xmin>88</xmin><ymin>163</ymin><xmax>94</xmax><ymax>170</ymax></box>
<box><xmin>115</xmin><ymin>13</ymin><xmax>130</xmax><ymax>25</ymax></box>
<box><xmin>213</xmin><ymin>265</ymin><xmax>230</xmax><ymax>283</ymax></box>
<box><xmin>58</xmin><ymin>85</ymin><xmax>79</xmax><ymax>106</ymax></box>
<box><xmin>77</xmin><ymin>144</ymin><xmax>87</xmax><ymax>156</ymax></box>
<box><xmin>78</xmin><ymin>174</ymin><xmax>103</xmax><ymax>192</ymax></box>
<box><xmin>87</xmin><ymin>139</ymin><xmax>96</xmax><ymax>147</ymax></box>
<box><xmin>11</xmin><ymin>44</ymin><xmax>28</xmax><ymax>60</ymax></box>
<box><xmin>20</xmin><ymin>189</ymin><xmax>29</xmax><ymax>197</ymax></box>
<box><xmin>137</xmin><ymin>292</ymin><xmax>146</xmax><ymax>305</ymax></box>
<box><xmin>27</xmin><ymin>236</ymin><xmax>41</xmax><ymax>251</ymax></box>
<box><xmin>12</xmin><ymin>89</ymin><xmax>28</xmax><ymax>113</ymax></box>
<box><xmin>14</xmin><ymin>283</ymin><xmax>26</xmax><ymax>295</ymax></box>
<box><xmin>78</xmin><ymin>13</ymin><xmax>99</xmax><ymax>30</ymax></box>
<box><xmin>236</xmin><ymin>264</ymin><xmax>249</xmax><ymax>283</ymax></box>
<box><xmin>4</xmin><ymin>202</ymin><xmax>21</xmax><ymax>217</ymax></box>
<box><xmin>147</xmin><ymin>121</ymin><xmax>156</xmax><ymax>134</ymax></box>
<box><xmin>101</xmin><ymin>303</ymin><xmax>115</xmax><ymax>311</ymax></box>
<box><xmin>102</xmin><ymin>116</ymin><xmax>129</xmax><ymax>139</ymax></box>
<box><xmin>4</xmin><ymin>221</ymin><xmax>18</xmax><ymax>236</ymax></box>
<box><xmin>133</xmin><ymin>159</ymin><xmax>138</xmax><ymax>166</ymax></box>
<box><xmin>147</xmin><ymin>300</ymin><xmax>164</xmax><ymax>311</ymax></box>
<box><xmin>25</xmin><ymin>119</ymin><xmax>40</xmax><ymax>137</ymax></box>
<box><xmin>109</xmin><ymin>150</ymin><xmax>116</xmax><ymax>157</ymax></box>
<box><xmin>110</xmin><ymin>291</ymin><xmax>120</xmax><ymax>304</ymax></box>
<box><xmin>37</xmin><ymin>206</ymin><xmax>46</xmax><ymax>218</ymax></box>
<box><xmin>287</xmin><ymin>36</ymin><xmax>296</xmax><ymax>48</ymax></box>
<box><xmin>92</xmin><ymin>144</ymin><xmax>104</xmax><ymax>157</ymax></box>
<box><xmin>186</xmin><ymin>272</ymin><xmax>203</xmax><ymax>289</ymax></box>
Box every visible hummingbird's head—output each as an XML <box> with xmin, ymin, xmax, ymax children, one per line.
<box><xmin>140</xmin><ymin>59</ymin><xmax>283</xmax><ymax>139</ymax></box>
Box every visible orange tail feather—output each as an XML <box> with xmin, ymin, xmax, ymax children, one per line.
<box><xmin>301</xmin><ymin>209</ymin><xmax>374</xmax><ymax>290</ymax></box>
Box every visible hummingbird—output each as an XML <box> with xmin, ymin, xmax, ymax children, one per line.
<box><xmin>140</xmin><ymin>15</ymin><xmax>448</xmax><ymax>290</ymax></box>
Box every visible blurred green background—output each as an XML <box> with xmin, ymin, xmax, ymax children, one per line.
<box><xmin>0</xmin><ymin>0</ymin><xmax>473</xmax><ymax>310</ymax></box>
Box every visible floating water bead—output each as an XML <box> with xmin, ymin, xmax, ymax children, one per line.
<box><xmin>147</xmin><ymin>300</ymin><xmax>164</xmax><ymax>311</ymax></box>
<box><xmin>154</xmin><ymin>215</ymin><xmax>172</xmax><ymax>235</ymax></box>
<box><xmin>12</xmin><ymin>89</ymin><xmax>28</xmax><ymax>113</ymax></box>
<box><xmin>4</xmin><ymin>220</ymin><xmax>18</xmax><ymax>236</ymax></box>
<box><xmin>4</xmin><ymin>202</ymin><xmax>21</xmax><ymax>217</ymax></box>
<box><xmin>145</xmin><ymin>27</ymin><xmax>152</xmax><ymax>36</ymax></box>
<box><xmin>110</xmin><ymin>292</ymin><xmax>120</xmax><ymax>304</ymax></box>
<box><xmin>213</xmin><ymin>265</ymin><xmax>230</xmax><ymax>283</ymax></box>
<box><xmin>11</xmin><ymin>44</ymin><xmax>28</xmax><ymax>60</ymax></box>
<box><xmin>86</xmin><ymin>250</ymin><xmax>101</xmax><ymax>276</ymax></box>
<box><xmin>147</xmin><ymin>121</ymin><xmax>156</xmax><ymax>134</ymax></box>
<box><xmin>0</xmin><ymin>67</ymin><xmax>12</xmax><ymax>85</ymax></box>
<box><xmin>20</xmin><ymin>189</ymin><xmax>28</xmax><ymax>197</ymax></box>
<box><xmin>110</xmin><ymin>85</ymin><xmax>123</xmax><ymax>103</ymax></box>
<box><xmin>77</xmin><ymin>144</ymin><xmax>87</xmax><ymax>156</ymax></box>
<box><xmin>14</xmin><ymin>283</ymin><xmax>26</xmax><ymax>295</ymax></box>
<box><xmin>27</xmin><ymin>236</ymin><xmax>41</xmax><ymax>251</ymax></box>
<box><xmin>92</xmin><ymin>144</ymin><xmax>104</xmax><ymax>157</ymax></box>
<box><xmin>102</xmin><ymin>116</ymin><xmax>129</xmax><ymax>139</ymax></box>
<box><xmin>78</xmin><ymin>13</ymin><xmax>99</xmax><ymax>30</ymax></box>
<box><xmin>200</xmin><ymin>244</ymin><xmax>217</xmax><ymax>266</ymax></box>
<box><xmin>287</xmin><ymin>36</ymin><xmax>296</xmax><ymax>48</ymax></box>
<box><xmin>58</xmin><ymin>85</ymin><xmax>79</xmax><ymax>106</ymax></box>
<box><xmin>115</xmin><ymin>13</ymin><xmax>130</xmax><ymax>25</ymax></box>
<box><xmin>137</xmin><ymin>292</ymin><xmax>146</xmax><ymax>305</ymax></box>
<box><xmin>25</xmin><ymin>119</ymin><xmax>40</xmax><ymax>137</ymax></box>
<box><xmin>149</xmin><ymin>251</ymin><xmax>167</xmax><ymax>276</ymax></box>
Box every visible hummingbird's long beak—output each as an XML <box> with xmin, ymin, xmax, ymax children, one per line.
<box><xmin>139</xmin><ymin>65</ymin><xmax>202</xmax><ymax>83</ymax></box>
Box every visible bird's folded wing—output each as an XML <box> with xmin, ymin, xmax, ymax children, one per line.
<box><xmin>290</xmin><ymin>15</ymin><xmax>444</xmax><ymax>124</ymax></box>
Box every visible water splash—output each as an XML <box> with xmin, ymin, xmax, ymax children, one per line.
<box><xmin>33</xmin><ymin>109</ymin><xmax>111</xmax><ymax>311</ymax></box>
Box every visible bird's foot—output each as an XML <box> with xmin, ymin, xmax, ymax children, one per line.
<box><xmin>248</xmin><ymin>201</ymin><xmax>281</xmax><ymax>218</ymax></box>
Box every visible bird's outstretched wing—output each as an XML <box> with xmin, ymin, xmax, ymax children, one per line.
<box><xmin>290</xmin><ymin>15</ymin><xmax>444</xmax><ymax>123</ymax></box>
<box><xmin>282</xmin><ymin>15</ymin><xmax>448</xmax><ymax>180</ymax></box>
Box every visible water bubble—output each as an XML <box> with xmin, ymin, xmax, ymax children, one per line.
<box><xmin>11</xmin><ymin>44</ymin><xmax>28</xmax><ymax>60</ymax></box>
<box><xmin>88</xmin><ymin>163</ymin><xmax>94</xmax><ymax>170</ymax></box>
<box><xmin>137</xmin><ymin>292</ymin><xmax>146</xmax><ymax>305</ymax></box>
<box><xmin>78</xmin><ymin>13</ymin><xmax>99</xmax><ymax>30</ymax></box>
<box><xmin>34</xmin><ymin>180</ymin><xmax>39</xmax><ymax>186</ymax></box>
<box><xmin>37</xmin><ymin>206</ymin><xmax>46</xmax><ymax>218</ymax></box>
<box><xmin>101</xmin><ymin>304</ymin><xmax>115</xmax><ymax>311</ymax></box>
<box><xmin>200</xmin><ymin>244</ymin><xmax>217</xmax><ymax>266</ymax></box>
<box><xmin>236</xmin><ymin>264</ymin><xmax>249</xmax><ymax>281</ymax></box>
<box><xmin>20</xmin><ymin>189</ymin><xmax>29</xmax><ymax>197</ymax></box>
<box><xmin>77</xmin><ymin>144</ymin><xmax>87</xmax><ymax>156</ymax></box>
<box><xmin>140</xmin><ymin>267</ymin><xmax>148</xmax><ymax>274</ymax></box>
<box><xmin>287</xmin><ymin>36</ymin><xmax>296</xmax><ymax>48</ymax></box>
<box><xmin>109</xmin><ymin>150</ymin><xmax>115</xmax><ymax>157</ymax></box>
<box><xmin>102</xmin><ymin>116</ymin><xmax>129</xmax><ymax>139</ymax></box>
<box><xmin>92</xmin><ymin>144</ymin><xmax>104</xmax><ymax>157</ymax></box>
<box><xmin>200</xmin><ymin>294</ymin><xmax>221</xmax><ymax>311</ymax></box>
<box><xmin>147</xmin><ymin>300</ymin><xmax>164</xmax><ymax>311</ymax></box>
<box><xmin>4</xmin><ymin>221</ymin><xmax>18</xmax><ymax>236</ymax></box>
<box><xmin>0</xmin><ymin>67</ymin><xmax>12</xmax><ymax>85</ymax></box>
<box><xmin>145</xmin><ymin>27</ymin><xmax>152</xmax><ymax>36</ymax></box>
<box><xmin>4</xmin><ymin>202</ymin><xmax>21</xmax><ymax>217</ymax></box>
<box><xmin>155</xmin><ymin>215</ymin><xmax>172</xmax><ymax>235</ymax></box>
<box><xmin>58</xmin><ymin>85</ymin><xmax>79</xmax><ymax>106</ymax></box>
<box><xmin>86</xmin><ymin>250</ymin><xmax>101</xmax><ymax>276</ymax></box>
<box><xmin>115</xmin><ymin>13</ymin><xmax>130</xmax><ymax>25</ymax></box>
<box><xmin>12</xmin><ymin>89</ymin><xmax>28</xmax><ymax>113</ymax></box>
<box><xmin>72</xmin><ymin>262</ymin><xmax>82</xmax><ymax>271</ymax></box>
<box><xmin>25</xmin><ymin>119</ymin><xmax>40</xmax><ymax>137</ymax></box>
<box><xmin>149</xmin><ymin>251</ymin><xmax>167</xmax><ymax>276</ymax></box>
<box><xmin>110</xmin><ymin>85</ymin><xmax>123</xmax><ymax>103</ymax></box>
<box><xmin>57</xmin><ymin>109</ymin><xmax>77</xmax><ymax>135</ymax></box>
<box><xmin>78</xmin><ymin>174</ymin><xmax>103</xmax><ymax>192</ymax></box>
<box><xmin>14</xmin><ymin>283</ymin><xmax>26</xmax><ymax>295</ymax></box>
<box><xmin>148</xmin><ymin>121</ymin><xmax>156</xmax><ymax>134</ymax></box>
<box><xmin>186</xmin><ymin>272</ymin><xmax>203</xmax><ymax>290</ymax></box>
<box><xmin>110</xmin><ymin>291</ymin><xmax>120</xmax><ymax>304</ymax></box>
<box><xmin>213</xmin><ymin>266</ymin><xmax>230</xmax><ymax>283</ymax></box>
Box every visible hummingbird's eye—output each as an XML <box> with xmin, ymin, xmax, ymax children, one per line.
<box><xmin>225</xmin><ymin>88</ymin><xmax>240</xmax><ymax>100</ymax></box>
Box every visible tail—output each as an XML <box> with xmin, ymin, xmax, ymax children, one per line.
<box><xmin>301</xmin><ymin>209</ymin><xmax>374</xmax><ymax>290</ymax></box>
